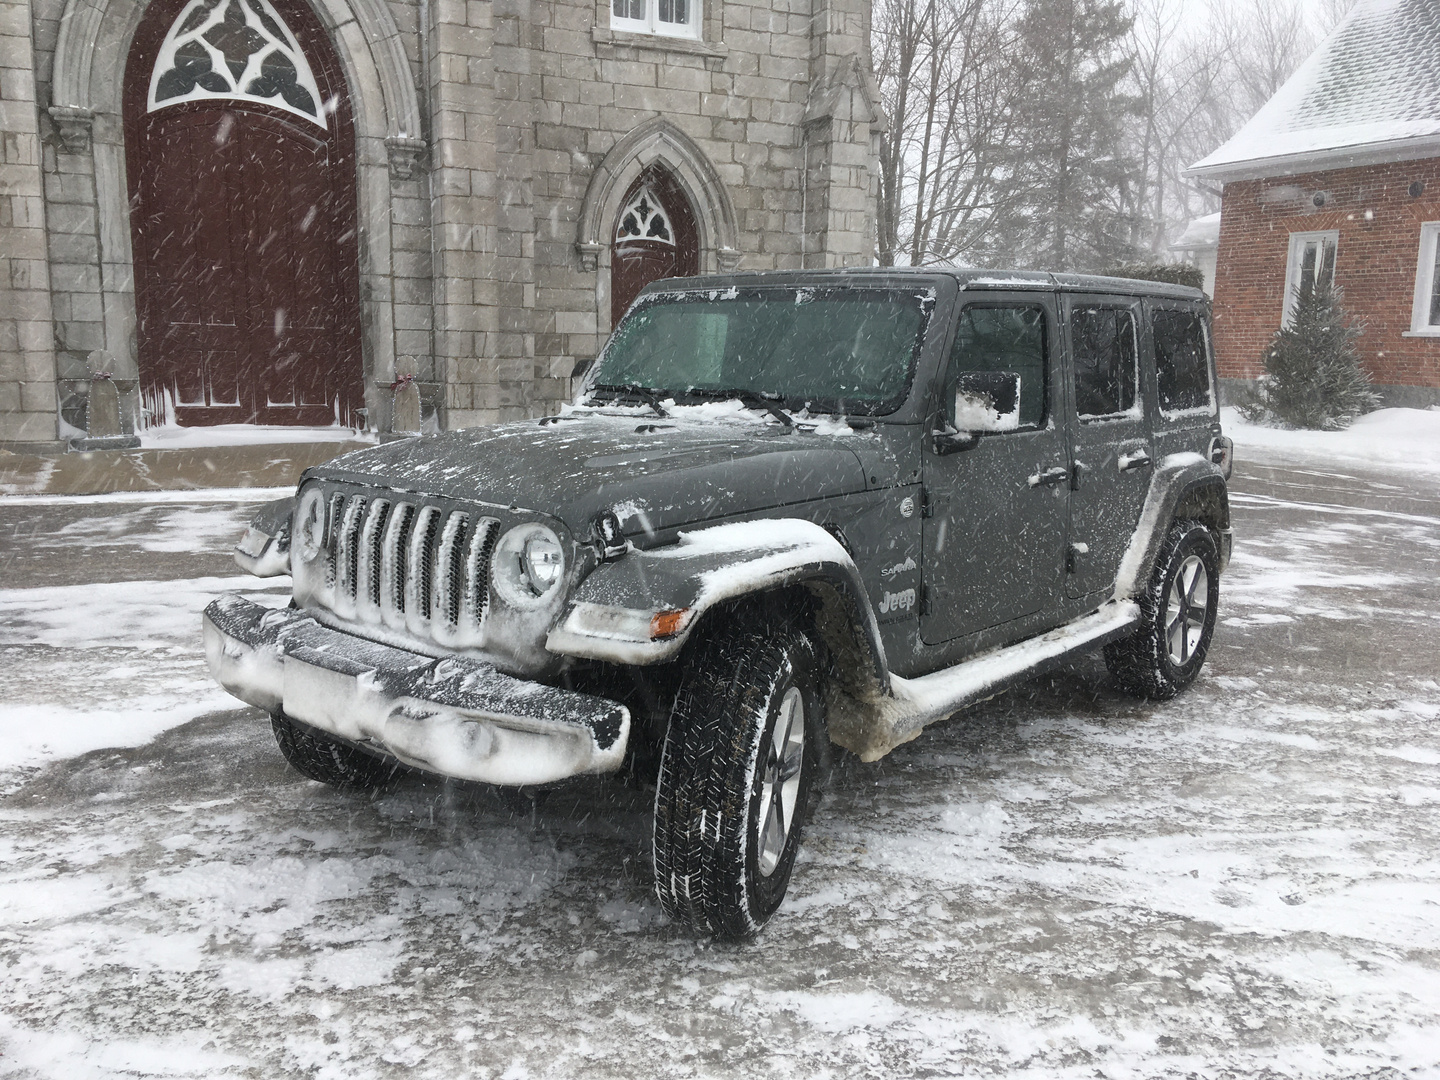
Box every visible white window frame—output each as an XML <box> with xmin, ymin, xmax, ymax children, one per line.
<box><xmin>1282</xmin><ymin>230</ymin><xmax>1338</xmax><ymax>327</ymax></box>
<box><xmin>1407</xmin><ymin>222</ymin><xmax>1440</xmax><ymax>336</ymax></box>
<box><xmin>610</xmin><ymin>0</ymin><xmax>701</xmax><ymax>39</ymax></box>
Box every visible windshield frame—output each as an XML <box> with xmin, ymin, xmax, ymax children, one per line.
<box><xmin>584</xmin><ymin>282</ymin><xmax>939</xmax><ymax>417</ymax></box>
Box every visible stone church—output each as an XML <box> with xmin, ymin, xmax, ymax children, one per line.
<box><xmin>0</xmin><ymin>0</ymin><xmax>881</xmax><ymax>442</ymax></box>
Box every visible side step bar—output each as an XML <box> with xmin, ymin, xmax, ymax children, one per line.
<box><xmin>835</xmin><ymin>601</ymin><xmax>1141</xmax><ymax>762</ymax></box>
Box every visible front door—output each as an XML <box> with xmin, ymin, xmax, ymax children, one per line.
<box><xmin>124</xmin><ymin>0</ymin><xmax>363</xmax><ymax>426</ymax></box>
<box><xmin>1063</xmin><ymin>295</ymin><xmax>1153</xmax><ymax>598</ymax></box>
<box><xmin>921</xmin><ymin>295</ymin><xmax>1070</xmax><ymax>644</ymax></box>
<box><xmin>610</xmin><ymin>166</ymin><xmax>699</xmax><ymax>327</ymax></box>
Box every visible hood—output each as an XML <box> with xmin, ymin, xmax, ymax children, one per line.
<box><xmin>306</xmin><ymin>407</ymin><xmax>874</xmax><ymax>539</ymax></box>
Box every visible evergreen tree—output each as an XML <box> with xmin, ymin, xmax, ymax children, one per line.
<box><xmin>981</xmin><ymin>0</ymin><xmax>1141</xmax><ymax>272</ymax></box>
<box><xmin>1244</xmin><ymin>281</ymin><xmax>1378</xmax><ymax>430</ymax></box>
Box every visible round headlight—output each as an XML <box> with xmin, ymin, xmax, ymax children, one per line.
<box><xmin>492</xmin><ymin>524</ymin><xmax>566</xmax><ymax>607</ymax></box>
<box><xmin>295</xmin><ymin>487</ymin><xmax>326</xmax><ymax>563</ymax></box>
<box><xmin>523</xmin><ymin>532</ymin><xmax>564</xmax><ymax>591</ymax></box>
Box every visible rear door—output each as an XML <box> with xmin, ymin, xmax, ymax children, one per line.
<box><xmin>1147</xmin><ymin>299</ymin><xmax>1219</xmax><ymax>463</ymax></box>
<box><xmin>1063</xmin><ymin>294</ymin><xmax>1152</xmax><ymax>598</ymax></box>
<box><xmin>920</xmin><ymin>293</ymin><xmax>1070</xmax><ymax>643</ymax></box>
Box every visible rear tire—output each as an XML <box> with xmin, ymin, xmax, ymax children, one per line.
<box><xmin>653</xmin><ymin>609</ymin><xmax>825</xmax><ymax>940</ymax></box>
<box><xmin>271</xmin><ymin>713</ymin><xmax>399</xmax><ymax>793</ymax></box>
<box><xmin>1106</xmin><ymin>518</ymin><xmax>1220</xmax><ymax>700</ymax></box>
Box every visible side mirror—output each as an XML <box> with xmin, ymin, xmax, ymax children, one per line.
<box><xmin>931</xmin><ymin>371</ymin><xmax>1022</xmax><ymax>455</ymax></box>
<box><xmin>955</xmin><ymin>370</ymin><xmax>1021</xmax><ymax>432</ymax></box>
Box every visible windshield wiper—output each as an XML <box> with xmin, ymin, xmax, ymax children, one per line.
<box><xmin>684</xmin><ymin>387</ymin><xmax>793</xmax><ymax>427</ymax></box>
<box><xmin>589</xmin><ymin>383</ymin><xmax>668</xmax><ymax>418</ymax></box>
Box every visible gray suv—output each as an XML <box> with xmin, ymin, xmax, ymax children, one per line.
<box><xmin>205</xmin><ymin>268</ymin><xmax>1233</xmax><ymax>939</ymax></box>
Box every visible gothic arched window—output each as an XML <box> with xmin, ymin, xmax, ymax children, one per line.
<box><xmin>610</xmin><ymin>167</ymin><xmax>698</xmax><ymax>325</ymax></box>
<box><xmin>615</xmin><ymin>188</ymin><xmax>676</xmax><ymax>246</ymax></box>
<box><xmin>147</xmin><ymin>0</ymin><xmax>327</xmax><ymax>128</ymax></box>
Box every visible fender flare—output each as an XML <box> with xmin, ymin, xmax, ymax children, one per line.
<box><xmin>1113</xmin><ymin>453</ymin><xmax>1230</xmax><ymax>601</ymax></box>
<box><xmin>545</xmin><ymin>518</ymin><xmax>891</xmax><ymax>694</ymax></box>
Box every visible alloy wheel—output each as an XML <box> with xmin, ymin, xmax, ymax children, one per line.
<box><xmin>1165</xmin><ymin>554</ymin><xmax>1209</xmax><ymax>665</ymax></box>
<box><xmin>756</xmin><ymin>687</ymin><xmax>806</xmax><ymax>877</ymax></box>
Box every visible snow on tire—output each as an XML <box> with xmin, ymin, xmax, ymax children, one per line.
<box><xmin>270</xmin><ymin>713</ymin><xmax>400</xmax><ymax>793</ymax></box>
<box><xmin>652</xmin><ymin>608</ymin><xmax>824</xmax><ymax>940</ymax></box>
<box><xmin>1106</xmin><ymin>518</ymin><xmax>1220</xmax><ymax>700</ymax></box>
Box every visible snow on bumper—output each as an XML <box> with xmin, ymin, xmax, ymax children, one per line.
<box><xmin>202</xmin><ymin>593</ymin><xmax>630</xmax><ymax>786</ymax></box>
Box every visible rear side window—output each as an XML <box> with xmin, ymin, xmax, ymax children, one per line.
<box><xmin>1071</xmin><ymin>306</ymin><xmax>1138</xmax><ymax>420</ymax></box>
<box><xmin>1153</xmin><ymin>308</ymin><xmax>1213</xmax><ymax>414</ymax></box>
<box><xmin>946</xmin><ymin>305</ymin><xmax>1048</xmax><ymax>428</ymax></box>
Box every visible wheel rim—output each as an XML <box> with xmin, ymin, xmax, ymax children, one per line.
<box><xmin>756</xmin><ymin>686</ymin><xmax>805</xmax><ymax>878</ymax></box>
<box><xmin>1165</xmin><ymin>554</ymin><xmax>1209</xmax><ymax>666</ymax></box>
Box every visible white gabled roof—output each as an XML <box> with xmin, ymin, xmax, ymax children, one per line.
<box><xmin>1188</xmin><ymin>0</ymin><xmax>1440</xmax><ymax>181</ymax></box>
<box><xmin>1170</xmin><ymin>212</ymin><xmax>1221</xmax><ymax>251</ymax></box>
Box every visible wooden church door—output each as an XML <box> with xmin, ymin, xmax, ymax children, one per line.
<box><xmin>124</xmin><ymin>0</ymin><xmax>363</xmax><ymax>426</ymax></box>
<box><xmin>611</xmin><ymin>166</ymin><xmax>700</xmax><ymax>327</ymax></box>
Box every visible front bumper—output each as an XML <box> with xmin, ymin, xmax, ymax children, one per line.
<box><xmin>203</xmin><ymin>593</ymin><xmax>630</xmax><ymax>786</ymax></box>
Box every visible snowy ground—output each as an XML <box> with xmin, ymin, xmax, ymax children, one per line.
<box><xmin>1</xmin><ymin>420</ymin><xmax>1438</xmax><ymax>1078</ymax></box>
<box><xmin>1221</xmin><ymin>405</ymin><xmax>1440</xmax><ymax>477</ymax></box>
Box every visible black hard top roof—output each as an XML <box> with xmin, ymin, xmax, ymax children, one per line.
<box><xmin>640</xmin><ymin>266</ymin><xmax>1205</xmax><ymax>302</ymax></box>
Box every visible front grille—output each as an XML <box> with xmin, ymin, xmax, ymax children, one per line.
<box><xmin>305</xmin><ymin>488</ymin><xmax>502</xmax><ymax>651</ymax></box>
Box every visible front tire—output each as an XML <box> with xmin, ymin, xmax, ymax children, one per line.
<box><xmin>1106</xmin><ymin>518</ymin><xmax>1220</xmax><ymax>700</ymax></box>
<box><xmin>271</xmin><ymin>713</ymin><xmax>400</xmax><ymax>793</ymax></box>
<box><xmin>653</xmin><ymin>610</ymin><xmax>825</xmax><ymax>940</ymax></box>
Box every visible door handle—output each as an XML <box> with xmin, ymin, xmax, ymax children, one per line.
<box><xmin>1118</xmin><ymin>449</ymin><xmax>1152</xmax><ymax>472</ymax></box>
<box><xmin>1029</xmin><ymin>465</ymin><xmax>1069</xmax><ymax>487</ymax></box>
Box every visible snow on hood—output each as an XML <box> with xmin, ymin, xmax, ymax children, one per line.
<box><xmin>304</xmin><ymin>407</ymin><xmax>874</xmax><ymax>538</ymax></box>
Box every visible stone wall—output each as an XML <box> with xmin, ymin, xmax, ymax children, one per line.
<box><xmin>10</xmin><ymin>0</ymin><xmax>881</xmax><ymax>438</ymax></box>
<box><xmin>1</xmin><ymin>0</ymin><xmax>56</xmax><ymax>442</ymax></box>
<box><xmin>1214</xmin><ymin>159</ymin><xmax>1440</xmax><ymax>405</ymax></box>
<box><xmin>440</xmin><ymin>0</ymin><xmax>881</xmax><ymax>427</ymax></box>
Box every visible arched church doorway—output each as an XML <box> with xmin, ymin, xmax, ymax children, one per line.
<box><xmin>611</xmin><ymin>165</ymin><xmax>699</xmax><ymax>327</ymax></box>
<box><xmin>123</xmin><ymin>0</ymin><xmax>363</xmax><ymax>426</ymax></box>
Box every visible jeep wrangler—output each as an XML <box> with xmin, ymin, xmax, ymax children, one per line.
<box><xmin>205</xmin><ymin>268</ymin><xmax>1233</xmax><ymax>940</ymax></box>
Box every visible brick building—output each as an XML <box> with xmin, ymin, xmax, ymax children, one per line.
<box><xmin>1187</xmin><ymin>0</ymin><xmax>1440</xmax><ymax>409</ymax></box>
<box><xmin>0</xmin><ymin>0</ymin><xmax>881</xmax><ymax>443</ymax></box>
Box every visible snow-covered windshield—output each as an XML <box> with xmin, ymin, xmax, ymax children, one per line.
<box><xmin>589</xmin><ymin>287</ymin><xmax>931</xmax><ymax>415</ymax></box>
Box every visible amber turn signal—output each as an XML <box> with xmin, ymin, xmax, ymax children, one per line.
<box><xmin>649</xmin><ymin>609</ymin><xmax>691</xmax><ymax>639</ymax></box>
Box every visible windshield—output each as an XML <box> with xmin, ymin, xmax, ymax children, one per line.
<box><xmin>589</xmin><ymin>287</ymin><xmax>932</xmax><ymax>414</ymax></box>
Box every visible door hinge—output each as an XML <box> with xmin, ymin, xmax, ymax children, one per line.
<box><xmin>1066</xmin><ymin>541</ymin><xmax>1089</xmax><ymax>574</ymax></box>
<box><xmin>919</xmin><ymin>584</ymin><xmax>932</xmax><ymax>616</ymax></box>
<box><xmin>920</xmin><ymin>486</ymin><xmax>933</xmax><ymax>518</ymax></box>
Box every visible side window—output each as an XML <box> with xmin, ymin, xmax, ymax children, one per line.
<box><xmin>1283</xmin><ymin>230</ymin><xmax>1338</xmax><ymax>326</ymax></box>
<box><xmin>1153</xmin><ymin>307</ymin><xmax>1213</xmax><ymax>414</ymax></box>
<box><xmin>1408</xmin><ymin>222</ymin><xmax>1440</xmax><ymax>334</ymax></box>
<box><xmin>612</xmin><ymin>0</ymin><xmax>701</xmax><ymax>38</ymax></box>
<box><xmin>945</xmin><ymin>305</ymin><xmax>1047</xmax><ymax>429</ymax></box>
<box><xmin>1070</xmin><ymin>306</ymin><xmax>1137</xmax><ymax>421</ymax></box>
